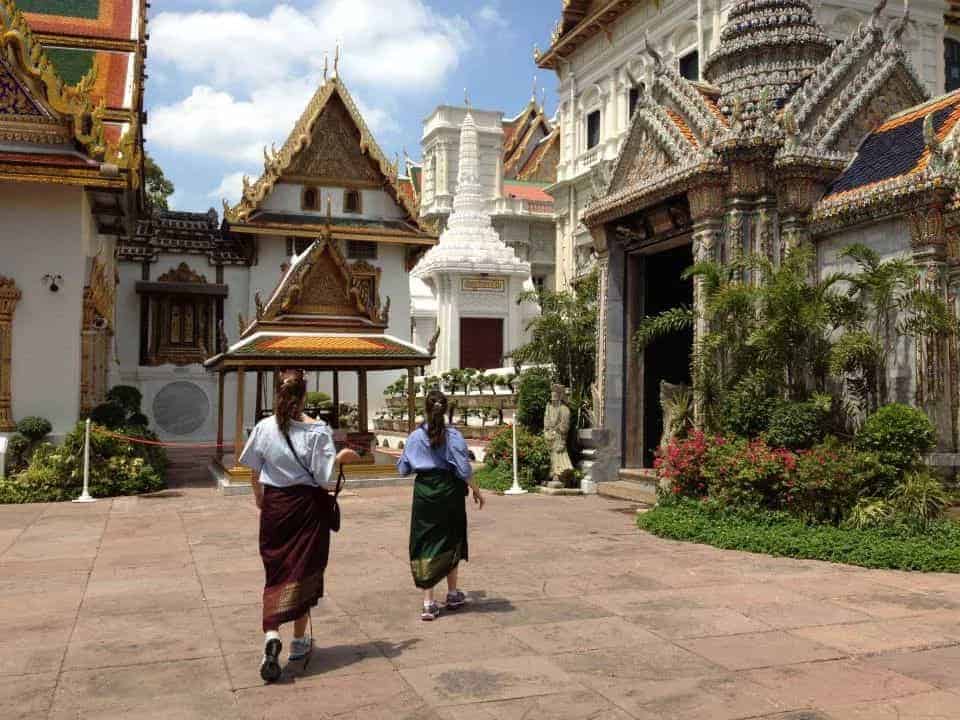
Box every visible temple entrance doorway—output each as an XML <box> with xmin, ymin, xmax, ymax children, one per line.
<box><xmin>642</xmin><ymin>243</ymin><xmax>693</xmax><ymax>466</ymax></box>
<box><xmin>460</xmin><ymin>318</ymin><xmax>503</xmax><ymax>370</ymax></box>
<box><xmin>625</xmin><ymin>239</ymin><xmax>694</xmax><ymax>468</ymax></box>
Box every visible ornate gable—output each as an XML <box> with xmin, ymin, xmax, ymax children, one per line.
<box><xmin>781</xmin><ymin>7</ymin><xmax>927</xmax><ymax>156</ymax></box>
<box><xmin>284</xmin><ymin>93</ymin><xmax>383</xmax><ymax>186</ymax></box>
<box><xmin>253</xmin><ymin>235</ymin><xmax>388</xmax><ymax>335</ymax></box>
<box><xmin>227</xmin><ymin>77</ymin><xmax>422</xmax><ymax>228</ymax></box>
<box><xmin>0</xmin><ymin>56</ymin><xmax>46</xmax><ymax>118</ymax></box>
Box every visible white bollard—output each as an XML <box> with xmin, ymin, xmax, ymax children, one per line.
<box><xmin>504</xmin><ymin>420</ymin><xmax>527</xmax><ymax>496</ymax></box>
<box><xmin>73</xmin><ymin>419</ymin><xmax>96</xmax><ymax>503</ymax></box>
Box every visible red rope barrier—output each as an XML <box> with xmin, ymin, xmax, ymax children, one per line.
<box><xmin>99</xmin><ymin>430</ymin><xmax>226</xmax><ymax>449</ymax></box>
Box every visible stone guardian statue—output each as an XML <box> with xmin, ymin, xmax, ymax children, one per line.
<box><xmin>544</xmin><ymin>384</ymin><xmax>574</xmax><ymax>488</ymax></box>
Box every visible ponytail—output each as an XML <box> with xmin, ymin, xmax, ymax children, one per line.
<box><xmin>275</xmin><ymin>369</ymin><xmax>307</xmax><ymax>434</ymax></box>
<box><xmin>424</xmin><ymin>389</ymin><xmax>448</xmax><ymax>447</ymax></box>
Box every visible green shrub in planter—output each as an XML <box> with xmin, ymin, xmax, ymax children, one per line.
<box><xmin>16</xmin><ymin>417</ymin><xmax>52</xmax><ymax>442</ymax></box>
<box><xmin>106</xmin><ymin>385</ymin><xmax>143</xmax><ymax>417</ymax></box>
<box><xmin>484</xmin><ymin>425</ymin><xmax>550</xmax><ymax>486</ymax></box>
<box><xmin>764</xmin><ymin>401</ymin><xmax>828</xmax><ymax>450</ymax></box>
<box><xmin>516</xmin><ymin>367</ymin><xmax>552</xmax><ymax>433</ymax></box>
<box><xmin>856</xmin><ymin>403</ymin><xmax>936</xmax><ymax>477</ymax></box>
<box><xmin>89</xmin><ymin>402</ymin><xmax>127</xmax><ymax>429</ymax></box>
<box><xmin>720</xmin><ymin>373</ymin><xmax>779</xmax><ymax>438</ymax></box>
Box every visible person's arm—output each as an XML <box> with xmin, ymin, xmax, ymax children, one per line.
<box><xmin>396</xmin><ymin>433</ymin><xmax>414</xmax><ymax>476</ymax></box>
<box><xmin>238</xmin><ymin>424</ymin><xmax>264</xmax><ymax>509</ymax></box>
<box><xmin>449</xmin><ymin>432</ymin><xmax>483</xmax><ymax>510</ymax></box>
<box><xmin>250</xmin><ymin>469</ymin><xmax>264</xmax><ymax>509</ymax></box>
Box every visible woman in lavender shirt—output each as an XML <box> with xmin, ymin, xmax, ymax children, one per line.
<box><xmin>397</xmin><ymin>390</ymin><xmax>484</xmax><ymax>620</ymax></box>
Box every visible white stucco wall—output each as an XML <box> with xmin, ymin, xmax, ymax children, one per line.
<box><xmin>0</xmin><ymin>182</ymin><xmax>87</xmax><ymax>436</ymax></box>
<box><xmin>261</xmin><ymin>183</ymin><xmax>405</xmax><ymax>220</ymax></box>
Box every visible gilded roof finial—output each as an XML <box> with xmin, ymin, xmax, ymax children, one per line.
<box><xmin>323</xmin><ymin>52</ymin><xmax>329</xmax><ymax>82</ymax></box>
<box><xmin>540</xmin><ymin>88</ymin><xmax>546</xmax><ymax>112</ymax></box>
<box><xmin>892</xmin><ymin>0</ymin><xmax>910</xmax><ymax>40</ymax></box>
<box><xmin>464</xmin><ymin>88</ymin><xmax>470</xmax><ymax>109</ymax></box>
<box><xmin>334</xmin><ymin>41</ymin><xmax>340</xmax><ymax>77</ymax></box>
<box><xmin>532</xmin><ymin>75</ymin><xmax>537</xmax><ymax>103</ymax></box>
<box><xmin>869</xmin><ymin>0</ymin><xmax>888</xmax><ymax>28</ymax></box>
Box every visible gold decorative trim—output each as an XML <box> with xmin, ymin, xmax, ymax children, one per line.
<box><xmin>227</xmin><ymin>223</ymin><xmax>436</xmax><ymax>245</ymax></box>
<box><xmin>32</xmin><ymin>32</ymin><xmax>138</xmax><ymax>53</ymax></box>
<box><xmin>0</xmin><ymin>276</ymin><xmax>21</xmax><ymax>431</ymax></box>
<box><xmin>0</xmin><ymin>167</ymin><xmax>124</xmax><ymax>188</ymax></box>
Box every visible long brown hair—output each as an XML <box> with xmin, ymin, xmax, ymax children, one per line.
<box><xmin>275</xmin><ymin>369</ymin><xmax>306</xmax><ymax>434</ymax></box>
<box><xmin>424</xmin><ymin>390</ymin><xmax>448</xmax><ymax>447</ymax></box>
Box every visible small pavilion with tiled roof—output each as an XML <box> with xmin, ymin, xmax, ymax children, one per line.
<box><xmin>204</xmin><ymin>227</ymin><xmax>433</xmax><ymax>486</ymax></box>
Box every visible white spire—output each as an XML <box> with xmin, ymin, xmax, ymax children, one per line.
<box><xmin>412</xmin><ymin>109</ymin><xmax>530</xmax><ymax>279</ymax></box>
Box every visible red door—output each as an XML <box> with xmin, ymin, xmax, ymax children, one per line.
<box><xmin>460</xmin><ymin>318</ymin><xmax>503</xmax><ymax>370</ymax></box>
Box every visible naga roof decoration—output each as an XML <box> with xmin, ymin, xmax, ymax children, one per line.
<box><xmin>225</xmin><ymin>76</ymin><xmax>421</xmax><ymax>228</ymax></box>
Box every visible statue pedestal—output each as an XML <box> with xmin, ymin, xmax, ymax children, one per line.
<box><xmin>577</xmin><ymin>428</ymin><xmax>610</xmax><ymax>493</ymax></box>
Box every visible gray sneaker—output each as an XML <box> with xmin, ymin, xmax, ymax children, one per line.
<box><xmin>445</xmin><ymin>590</ymin><xmax>467</xmax><ymax>610</ymax></box>
<box><xmin>289</xmin><ymin>636</ymin><xmax>313</xmax><ymax>662</ymax></box>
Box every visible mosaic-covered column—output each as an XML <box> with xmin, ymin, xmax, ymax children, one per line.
<box><xmin>0</xmin><ymin>277</ymin><xmax>21</xmax><ymax>432</ymax></box>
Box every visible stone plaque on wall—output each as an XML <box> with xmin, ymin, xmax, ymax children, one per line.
<box><xmin>153</xmin><ymin>381</ymin><xmax>209</xmax><ymax>435</ymax></box>
<box><xmin>461</xmin><ymin>277</ymin><xmax>506</xmax><ymax>293</ymax></box>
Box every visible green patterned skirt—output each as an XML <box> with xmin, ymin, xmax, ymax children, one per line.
<box><xmin>409</xmin><ymin>469</ymin><xmax>468</xmax><ymax>589</ymax></box>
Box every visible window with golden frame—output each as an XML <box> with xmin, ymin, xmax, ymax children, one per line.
<box><xmin>343</xmin><ymin>189</ymin><xmax>362</xmax><ymax>214</ymax></box>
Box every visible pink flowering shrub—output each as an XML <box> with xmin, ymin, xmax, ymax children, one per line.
<box><xmin>700</xmin><ymin>437</ymin><xmax>796</xmax><ymax>510</ymax></box>
<box><xmin>784</xmin><ymin>439</ymin><xmax>881</xmax><ymax>525</ymax></box>
<box><xmin>654</xmin><ymin>431</ymin><xmax>718</xmax><ymax>498</ymax></box>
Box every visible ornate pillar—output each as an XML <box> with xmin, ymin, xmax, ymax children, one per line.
<box><xmin>909</xmin><ymin>203</ymin><xmax>952</xmax><ymax>447</ymax></box>
<box><xmin>407</xmin><ymin>368</ymin><xmax>416</xmax><ymax>434</ymax></box>
<box><xmin>688</xmin><ymin>182</ymin><xmax>725</xmax><ymax>426</ymax></box>
<box><xmin>232</xmin><ymin>369</ymin><xmax>246</xmax><ymax>468</ymax></box>
<box><xmin>332</xmin><ymin>370</ymin><xmax>340</xmax><ymax>429</ymax></box>
<box><xmin>357</xmin><ymin>369</ymin><xmax>368</xmax><ymax>432</ymax></box>
<box><xmin>216</xmin><ymin>370</ymin><xmax>225</xmax><ymax>462</ymax></box>
<box><xmin>0</xmin><ymin>278</ymin><xmax>20</xmax><ymax>431</ymax></box>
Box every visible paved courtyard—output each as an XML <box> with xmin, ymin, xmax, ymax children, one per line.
<box><xmin>1</xmin><ymin>486</ymin><xmax>959</xmax><ymax>719</ymax></box>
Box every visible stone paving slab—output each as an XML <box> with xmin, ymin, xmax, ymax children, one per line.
<box><xmin>0</xmin><ymin>486</ymin><xmax>958</xmax><ymax>719</ymax></box>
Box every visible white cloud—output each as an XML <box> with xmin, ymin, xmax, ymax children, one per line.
<box><xmin>148</xmin><ymin>0</ymin><xmax>461</xmax><ymax>177</ymax></box>
<box><xmin>150</xmin><ymin>1</ymin><xmax>468</xmax><ymax>91</ymax></box>
<box><xmin>477</xmin><ymin>3</ymin><xmax>507</xmax><ymax>28</ymax></box>
<box><xmin>208</xmin><ymin>171</ymin><xmax>249</xmax><ymax>204</ymax></box>
<box><xmin>147</xmin><ymin>78</ymin><xmax>402</xmax><ymax>163</ymax></box>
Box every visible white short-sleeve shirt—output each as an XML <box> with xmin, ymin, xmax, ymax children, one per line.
<box><xmin>238</xmin><ymin>416</ymin><xmax>336</xmax><ymax>490</ymax></box>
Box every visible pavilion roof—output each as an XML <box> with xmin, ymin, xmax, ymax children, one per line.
<box><xmin>204</xmin><ymin>331</ymin><xmax>431</xmax><ymax>371</ymax></box>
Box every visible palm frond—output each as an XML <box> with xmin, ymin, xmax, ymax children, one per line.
<box><xmin>634</xmin><ymin>306</ymin><xmax>694</xmax><ymax>350</ymax></box>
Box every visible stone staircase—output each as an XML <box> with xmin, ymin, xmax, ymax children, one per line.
<box><xmin>597</xmin><ymin>468</ymin><xmax>658</xmax><ymax>505</ymax></box>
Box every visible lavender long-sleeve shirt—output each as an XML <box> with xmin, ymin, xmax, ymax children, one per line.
<box><xmin>396</xmin><ymin>426</ymin><xmax>473</xmax><ymax>482</ymax></box>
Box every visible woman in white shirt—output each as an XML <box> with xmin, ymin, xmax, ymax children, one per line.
<box><xmin>239</xmin><ymin>369</ymin><xmax>359</xmax><ymax>683</ymax></box>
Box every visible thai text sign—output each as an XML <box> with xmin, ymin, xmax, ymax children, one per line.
<box><xmin>461</xmin><ymin>277</ymin><xmax>506</xmax><ymax>293</ymax></box>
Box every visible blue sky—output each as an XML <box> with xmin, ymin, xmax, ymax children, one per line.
<box><xmin>145</xmin><ymin>0</ymin><xmax>559</xmax><ymax>212</ymax></box>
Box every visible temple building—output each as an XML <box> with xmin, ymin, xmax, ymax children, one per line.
<box><xmin>115</xmin><ymin>71</ymin><xmax>436</xmax><ymax>445</ymax></box>
<box><xmin>569</xmin><ymin>0</ymin><xmax>960</xmax><ymax>486</ymax></box>
<box><xmin>410</xmin><ymin>109</ymin><xmax>538</xmax><ymax>373</ymax></box>
<box><xmin>0</xmin><ymin>0</ymin><xmax>145</xmax><ymax>439</ymax></box>
<box><xmin>536</xmin><ymin>0</ymin><xmax>960</xmax><ymax>289</ymax></box>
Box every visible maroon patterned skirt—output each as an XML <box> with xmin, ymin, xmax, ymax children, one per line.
<box><xmin>259</xmin><ymin>484</ymin><xmax>333</xmax><ymax>632</ymax></box>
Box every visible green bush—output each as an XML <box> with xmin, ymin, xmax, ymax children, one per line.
<box><xmin>890</xmin><ymin>470</ymin><xmax>950</xmax><ymax>530</ymax></box>
<box><xmin>0</xmin><ymin>423</ymin><xmax>166</xmax><ymax>504</ymax></box>
<box><xmin>516</xmin><ymin>367</ymin><xmax>552</xmax><ymax>433</ymax></box>
<box><xmin>89</xmin><ymin>402</ymin><xmax>127</xmax><ymax>429</ymax></box>
<box><xmin>764</xmin><ymin>401</ymin><xmax>828</xmax><ymax>450</ymax></box>
<box><xmin>856</xmin><ymin>403</ymin><xmax>936</xmax><ymax>478</ymax></box>
<box><xmin>720</xmin><ymin>373</ymin><xmax>779</xmax><ymax>438</ymax></box>
<box><xmin>128</xmin><ymin>412</ymin><xmax>150</xmax><ymax>428</ymax></box>
<box><xmin>700</xmin><ymin>437</ymin><xmax>795</xmax><ymax>510</ymax></box>
<box><xmin>5</xmin><ymin>434</ymin><xmax>30</xmax><ymax>474</ymax></box>
<box><xmin>106</xmin><ymin>385</ymin><xmax>143</xmax><ymax>417</ymax></box>
<box><xmin>786</xmin><ymin>439</ymin><xmax>877</xmax><ymax>525</ymax></box>
<box><xmin>16</xmin><ymin>417</ymin><xmax>52</xmax><ymax>442</ymax></box>
<box><xmin>638</xmin><ymin>498</ymin><xmax>960</xmax><ymax>572</ymax></box>
<box><xmin>473</xmin><ymin>464</ymin><xmax>537</xmax><ymax>493</ymax></box>
<box><xmin>484</xmin><ymin>425</ymin><xmax>550</xmax><ymax>486</ymax></box>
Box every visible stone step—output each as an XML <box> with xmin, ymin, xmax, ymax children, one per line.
<box><xmin>597</xmin><ymin>479</ymin><xmax>657</xmax><ymax>505</ymax></box>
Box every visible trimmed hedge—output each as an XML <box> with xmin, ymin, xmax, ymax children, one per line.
<box><xmin>638</xmin><ymin>498</ymin><xmax>960</xmax><ymax>573</ymax></box>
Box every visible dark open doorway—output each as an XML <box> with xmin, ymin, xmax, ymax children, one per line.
<box><xmin>642</xmin><ymin>242</ymin><xmax>694</xmax><ymax>466</ymax></box>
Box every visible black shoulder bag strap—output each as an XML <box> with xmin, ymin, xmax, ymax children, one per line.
<box><xmin>282</xmin><ymin>426</ymin><xmax>343</xmax><ymax>531</ymax></box>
